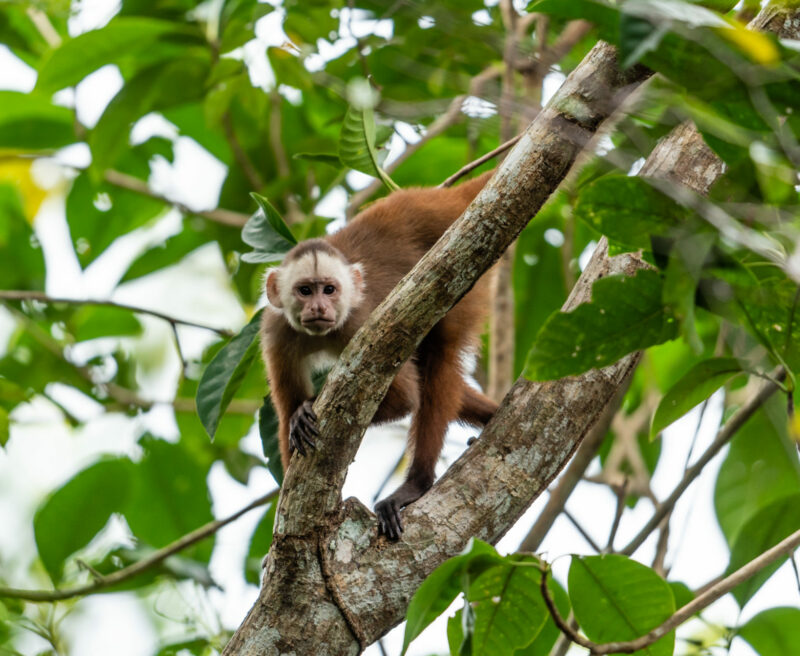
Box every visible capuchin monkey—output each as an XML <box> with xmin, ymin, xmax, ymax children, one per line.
<box><xmin>260</xmin><ymin>171</ymin><xmax>497</xmax><ymax>539</ymax></box>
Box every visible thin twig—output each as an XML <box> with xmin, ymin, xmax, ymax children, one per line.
<box><xmin>605</xmin><ymin>478</ymin><xmax>629</xmax><ymax>553</ymax></box>
<box><xmin>0</xmin><ymin>290</ymin><xmax>234</xmax><ymax>337</ymax></box>
<box><xmin>0</xmin><ymin>489</ymin><xmax>279</xmax><ymax>602</ymax></box>
<box><xmin>563</xmin><ymin>508</ymin><xmax>602</xmax><ymax>553</ymax></box>
<box><xmin>104</xmin><ymin>169</ymin><xmax>249</xmax><ymax>228</ymax></box>
<box><xmin>540</xmin><ymin>526</ymin><xmax>800</xmax><ymax>654</ymax></box>
<box><xmin>438</xmin><ymin>134</ymin><xmax>522</xmax><ymax>187</ymax></box>
<box><xmin>620</xmin><ymin>368</ymin><xmax>784</xmax><ymax>556</ymax></box>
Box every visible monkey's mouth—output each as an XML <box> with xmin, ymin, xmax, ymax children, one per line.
<box><xmin>301</xmin><ymin>318</ymin><xmax>335</xmax><ymax>333</ymax></box>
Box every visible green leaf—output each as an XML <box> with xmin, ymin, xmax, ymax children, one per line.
<box><xmin>0</xmin><ymin>407</ymin><xmax>9</xmax><ymax>448</ymax></box>
<box><xmin>529</xmin><ymin>0</ymin><xmax>619</xmax><ymax>42</ymax></box>
<box><xmin>514</xmin><ymin>575</ymin><xmax>570</xmax><ymax>656</ymax></box>
<box><xmin>524</xmin><ymin>269</ymin><xmax>678</xmax><ymax>381</ymax></box>
<box><xmin>714</xmin><ymin>400</ymin><xmax>800</xmax><ymax>546</ymax></box>
<box><xmin>568</xmin><ymin>554</ymin><xmax>675</xmax><ymax>656</ymax></box>
<box><xmin>196</xmin><ymin>311</ymin><xmax>263</xmax><ymax>440</ymax></box>
<box><xmin>726</xmin><ymin>493</ymin><xmax>800</xmax><ymax>607</ymax></box>
<box><xmin>620</xmin><ymin>14</ymin><xmax>668</xmax><ymax>69</ymax></box>
<box><xmin>0</xmin><ymin>92</ymin><xmax>75</xmax><ymax>149</ymax></box>
<box><xmin>293</xmin><ymin>152</ymin><xmax>342</xmax><ymax>168</ymax></box>
<box><xmin>34</xmin><ymin>458</ymin><xmax>134</xmax><ymax>582</ymax></box>
<box><xmin>512</xmin><ymin>195</ymin><xmax>569</xmax><ymax>377</ymax></box>
<box><xmin>241</xmin><ymin>194</ymin><xmax>296</xmax><ymax>263</ymax></box>
<box><xmin>650</xmin><ymin>357</ymin><xmax>743</xmax><ymax>438</ymax></box>
<box><xmin>90</xmin><ymin>54</ymin><xmax>210</xmax><ymax>174</ymax></box>
<box><xmin>668</xmin><ymin>581</ymin><xmax>694</xmax><ymax>610</ymax></box>
<box><xmin>573</xmin><ymin>177</ymin><xmax>688</xmax><ymax>250</ymax></box>
<box><xmin>245</xmin><ymin>503</ymin><xmax>276</xmax><ymax>585</ymax></box>
<box><xmin>0</xmin><ymin>185</ymin><xmax>45</xmax><ymax>291</ymax></box>
<box><xmin>338</xmin><ymin>106</ymin><xmax>398</xmax><ymax>191</ymax></box>
<box><xmin>402</xmin><ymin>539</ymin><xmax>503</xmax><ymax>655</ymax></box>
<box><xmin>124</xmin><ymin>437</ymin><xmax>214</xmax><ymax>563</ymax></box>
<box><xmin>738</xmin><ymin>607</ymin><xmax>800</xmax><ymax>656</ymax></box>
<box><xmin>69</xmin><ymin>306</ymin><xmax>143</xmax><ymax>341</ymax></box>
<box><xmin>258</xmin><ymin>396</ymin><xmax>283</xmax><ymax>485</ymax></box>
<box><xmin>467</xmin><ymin>554</ymin><xmax>549</xmax><ymax>656</ymax></box>
<box><xmin>36</xmin><ymin>17</ymin><xmax>201</xmax><ymax>93</ymax></box>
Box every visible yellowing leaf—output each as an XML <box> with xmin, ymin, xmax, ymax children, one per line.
<box><xmin>0</xmin><ymin>156</ymin><xmax>48</xmax><ymax>223</ymax></box>
<box><xmin>718</xmin><ymin>21</ymin><xmax>779</xmax><ymax>66</ymax></box>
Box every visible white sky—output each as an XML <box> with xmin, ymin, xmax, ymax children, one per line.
<box><xmin>0</xmin><ymin>1</ymin><xmax>797</xmax><ymax>655</ymax></box>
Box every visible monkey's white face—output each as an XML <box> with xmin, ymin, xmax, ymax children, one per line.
<box><xmin>266</xmin><ymin>250</ymin><xmax>365</xmax><ymax>336</ymax></box>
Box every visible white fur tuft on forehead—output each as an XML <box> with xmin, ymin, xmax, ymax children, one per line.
<box><xmin>283</xmin><ymin>250</ymin><xmax>352</xmax><ymax>284</ymax></box>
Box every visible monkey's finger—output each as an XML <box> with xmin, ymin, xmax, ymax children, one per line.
<box><xmin>292</xmin><ymin>435</ymin><xmax>307</xmax><ymax>456</ymax></box>
<box><xmin>387</xmin><ymin>507</ymin><xmax>403</xmax><ymax>540</ymax></box>
<box><xmin>299</xmin><ymin>415</ymin><xmax>319</xmax><ymax>436</ymax></box>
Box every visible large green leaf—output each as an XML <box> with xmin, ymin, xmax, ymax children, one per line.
<box><xmin>34</xmin><ymin>458</ymin><xmax>134</xmax><ymax>582</ymax></box>
<box><xmin>36</xmin><ymin>17</ymin><xmax>201</xmax><ymax>93</ymax></box>
<box><xmin>726</xmin><ymin>493</ymin><xmax>800</xmax><ymax>607</ymax></box>
<box><xmin>650</xmin><ymin>357</ymin><xmax>743</xmax><ymax>438</ymax></box>
<box><xmin>525</xmin><ymin>269</ymin><xmax>678</xmax><ymax>380</ymax></box>
<box><xmin>0</xmin><ymin>92</ymin><xmax>75</xmax><ymax>149</ymax></box>
<box><xmin>466</xmin><ymin>554</ymin><xmax>549</xmax><ymax>656</ymax></box>
<box><xmin>338</xmin><ymin>106</ymin><xmax>398</xmax><ymax>191</ymax></box>
<box><xmin>574</xmin><ymin>176</ymin><xmax>688</xmax><ymax>250</ymax></box>
<box><xmin>569</xmin><ymin>554</ymin><xmax>675</xmax><ymax>656</ymax></box>
<box><xmin>714</xmin><ymin>400</ymin><xmax>800</xmax><ymax>546</ymax></box>
<box><xmin>124</xmin><ymin>437</ymin><xmax>214</xmax><ymax>563</ymax></box>
<box><xmin>240</xmin><ymin>194</ymin><xmax>296</xmax><ymax>264</ymax></box>
<box><xmin>90</xmin><ymin>54</ymin><xmax>211</xmax><ymax>173</ymax></box>
<box><xmin>738</xmin><ymin>607</ymin><xmax>800</xmax><ymax>656</ymax></box>
<box><xmin>402</xmin><ymin>539</ymin><xmax>503</xmax><ymax>655</ymax></box>
<box><xmin>196</xmin><ymin>311</ymin><xmax>263</xmax><ymax>439</ymax></box>
<box><xmin>514</xmin><ymin>575</ymin><xmax>570</xmax><ymax>656</ymax></box>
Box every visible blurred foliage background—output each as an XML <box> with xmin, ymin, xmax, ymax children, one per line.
<box><xmin>1</xmin><ymin>0</ymin><xmax>800</xmax><ymax>654</ymax></box>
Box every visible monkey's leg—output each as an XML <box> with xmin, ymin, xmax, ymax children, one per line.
<box><xmin>458</xmin><ymin>386</ymin><xmax>498</xmax><ymax>426</ymax></box>
<box><xmin>375</xmin><ymin>332</ymin><xmax>463</xmax><ymax>539</ymax></box>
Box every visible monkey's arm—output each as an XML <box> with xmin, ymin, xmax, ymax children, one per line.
<box><xmin>265</xmin><ymin>348</ymin><xmax>316</xmax><ymax>467</ymax></box>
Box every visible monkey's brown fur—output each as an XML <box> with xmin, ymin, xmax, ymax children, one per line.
<box><xmin>261</xmin><ymin>172</ymin><xmax>497</xmax><ymax>537</ymax></box>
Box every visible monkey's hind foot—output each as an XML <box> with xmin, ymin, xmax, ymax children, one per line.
<box><xmin>375</xmin><ymin>479</ymin><xmax>430</xmax><ymax>541</ymax></box>
<box><xmin>288</xmin><ymin>399</ymin><xmax>318</xmax><ymax>456</ymax></box>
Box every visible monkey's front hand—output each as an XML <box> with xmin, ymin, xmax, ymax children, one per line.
<box><xmin>288</xmin><ymin>399</ymin><xmax>318</xmax><ymax>456</ymax></box>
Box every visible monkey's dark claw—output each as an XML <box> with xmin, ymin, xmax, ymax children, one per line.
<box><xmin>288</xmin><ymin>400</ymin><xmax>319</xmax><ymax>457</ymax></box>
<box><xmin>375</xmin><ymin>498</ymin><xmax>403</xmax><ymax>540</ymax></box>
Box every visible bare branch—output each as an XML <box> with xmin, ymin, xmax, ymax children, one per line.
<box><xmin>0</xmin><ymin>290</ymin><xmax>234</xmax><ymax>337</ymax></box>
<box><xmin>619</xmin><ymin>369</ymin><xmax>784</xmax><ymax>557</ymax></box>
<box><xmin>104</xmin><ymin>169</ymin><xmax>249</xmax><ymax>228</ymax></box>
<box><xmin>0</xmin><ymin>489</ymin><xmax>278</xmax><ymax>602</ymax></box>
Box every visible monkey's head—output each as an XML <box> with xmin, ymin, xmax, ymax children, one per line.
<box><xmin>265</xmin><ymin>239</ymin><xmax>365</xmax><ymax>336</ymax></box>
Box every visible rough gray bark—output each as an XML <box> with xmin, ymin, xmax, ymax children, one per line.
<box><xmin>223</xmin><ymin>5</ymin><xmax>796</xmax><ymax>655</ymax></box>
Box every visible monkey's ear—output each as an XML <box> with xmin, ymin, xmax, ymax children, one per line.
<box><xmin>350</xmin><ymin>263</ymin><xmax>365</xmax><ymax>296</ymax></box>
<box><xmin>265</xmin><ymin>268</ymin><xmax>283</xmax><ymax>308</ymax></box>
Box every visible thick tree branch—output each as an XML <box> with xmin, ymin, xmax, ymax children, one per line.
<box><xmin>0</xmin><ymin>489</ymin><xmax>277</xmax><ymax>602</ymax></box>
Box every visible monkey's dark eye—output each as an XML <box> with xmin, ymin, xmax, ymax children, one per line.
<box><xmin>298</xmin><ymin>286</ymin><xmax>312</xmax><ymax>296</ymax></box>
<box><xmin>323</xmin><ymin>285</ymin><xmax>336</xmax><ymax>295</ymax></box>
